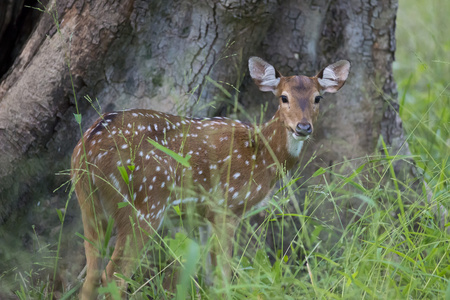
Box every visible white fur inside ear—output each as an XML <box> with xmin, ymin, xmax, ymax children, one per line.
<box><xmin>318</xmin><ymin>66</ymin><xmax>338</xmax><ymax>89</ymax></box>
<box><xmin>249</xmin><ymin>57</ymin><xmax>280</xmax><ymax>92</ymax></box>
<box><xmin>259</xmin><ymin>65</ymin><xmax>280</xmax><ymax>92</ymax></box>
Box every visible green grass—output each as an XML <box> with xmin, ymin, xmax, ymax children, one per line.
<box><xmin>394</xmin><ymin>0</ymin><xmax>450</xmax><ymax>188</ymax></box>
<box><xmin>10</xmin><ymin>0</ymin><xmax>450</xmax><ymax>299</ymax></box>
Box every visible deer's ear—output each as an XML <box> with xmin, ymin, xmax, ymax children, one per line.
<box><xmin>249</xmin><ymin>57</ymin><xmax>281</xmax><ymax>94</ymax></box>
<box><xmin>316</xmin><ymin>60</ymin><xmax>350</xmax><ymax>93</ymax></box>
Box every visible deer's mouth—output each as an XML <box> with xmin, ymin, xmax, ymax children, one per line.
<box><xmin>289</xmin><ymin>128</ymin><xmax>310</xmax><ymax>141</ymax></box>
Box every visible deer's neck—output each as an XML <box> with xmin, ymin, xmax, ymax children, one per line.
<box><xmin>259</xmin><ymin>111</ymin><xmax>304</xmax><ymax>171</ymax></box>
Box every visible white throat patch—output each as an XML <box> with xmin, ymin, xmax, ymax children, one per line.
<box><xmin>287</xmin><ymin>131</ymin><xmax>305</xmax><ymax>157</ymax></box>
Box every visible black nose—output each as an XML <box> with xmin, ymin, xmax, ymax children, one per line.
<box><xmin>296</xmin><ymin>122</ymin><xmax>312</xmax><ymax>136</ymax></box>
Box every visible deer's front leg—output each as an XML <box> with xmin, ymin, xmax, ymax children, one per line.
<box><xmin>209</xmin><ymin>214</ymin><xmax>240</xmax><ymax>284</ymax></box>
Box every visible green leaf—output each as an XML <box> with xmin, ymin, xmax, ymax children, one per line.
<box><xmin>56</xmin><ymin>208</ymin><xmax>63</xmax><ymax>223</ymax></box>
<box><xmin>147</xmin><ymin>138</ymin><xmax>191</xmax><ymax>167</ymax></box>
<box><xmin>314</xmin><ymin>253</ymin><xmax>340</xmax><ymax>266</ymax></box>
<box><xmin>102</xmin><ymin>217</ymin><xmax>114</xmax><ymax>255</ymax></box>
<box><xmin>173</xmin><ymin>205</ymin><xmax>181</xmax><ymax>216</ymax></box>
<box><xmin>117</xmin><ymin>165</ymin><xmax>129</xmax><ymax>184</ymax></box>
<box><xmin>74</xmin><ymin>113</ymin><xmax>82</xmax><ymax>124</ymax></box>
<box><xmin>312</xmin><ymin>167</ymin><xmax>326</xmax><ymax>177</ymax></box>
<box><xmin>98</xmin><ymin>281</ymin><xmax>121</xmax><ymax>300</ymax></box>
<box><xmin>127</xmin><ymin>163</ymin><xmax>135</xmax><ymax>172</ymax></box>
<box><xmin>117</xmin><ymin>202</ymin><xmax>128</xmax><ymax>208</ymax></box>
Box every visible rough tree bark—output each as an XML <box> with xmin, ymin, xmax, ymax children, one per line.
<box><xmin>0</xmin><ymin>0</ymin><xmax>413</xmax><ymax>296</ymax></box>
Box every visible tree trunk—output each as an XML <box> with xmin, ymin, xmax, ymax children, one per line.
<box><xmin>0</xmin><ymin>0</ymin><xmax>411</xmax><ymax>296</ymax></box>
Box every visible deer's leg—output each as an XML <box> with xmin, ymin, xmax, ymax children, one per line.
<box><xmin>102</xmin><ymin>209</ymin><xmax>159</xmax><ymax>298</ymax></box>
<box><xmin>209</xmin><ymin>214</ymin><xmax>239</xmax><ymax>283</ymax></box>
<box><xmin>78</xmin><ymin>190</ymin><xmax>108</xmax><ymax>300</ymax></box>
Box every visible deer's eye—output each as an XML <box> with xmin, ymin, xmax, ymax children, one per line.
<box><xmin>314</xmin><ymin>96</ymin><xmax>322</xmax><ymax>104</ymax></box>
<box><xmin>281</xmin><ymin>95</ymin><xmax>288</xmax><ymax>103</ymax></box>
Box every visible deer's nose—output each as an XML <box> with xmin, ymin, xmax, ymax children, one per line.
<box><xmin>295</xmin><ymin>122</ymin><xmax>312</xmax><ymax>136</ymax></box>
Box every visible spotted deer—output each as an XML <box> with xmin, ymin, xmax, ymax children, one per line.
<box><xmin>71</xmin><ymin>57</ymin><xmax>350</xmax><ymax>299</ymax></box>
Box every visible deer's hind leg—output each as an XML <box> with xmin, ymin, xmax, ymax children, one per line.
<box><xmin>76</xmin><ymin>184</ymin><xmax>109</xmax><ymax>300</ymax></box>
<box><xmin>102</xmin><ymin>198</ymin><xmax>165</xmax><ymax>298</ymax></box>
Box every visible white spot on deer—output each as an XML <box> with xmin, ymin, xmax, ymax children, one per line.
<box><xmin>161</xmin><ymin>182</ymin><xmax>165</xmax><ymax>188</ymax></box>
<box><xmin>149</xmin><ymin>185</ymin><xmax>153</xmax><ymax>190</ymax></box>
<box><xmin>232</xmin><ymin>191</ymin><xmax>239</xmax><ymax>199</ymax></box>
<box><xmin>233</xmin><ymin>172</ymin><xmax>240</xmax><ymax>179</ymax></box>
<box><xmin>229</xmin><ymin>187</ymin><xmax>234</xmax><ymax>193</ymax></box>
<box><xmin>156</xmin><ymin>166</ymin><xmax>161</xmax><ymax>172</ymax></box>
<box><xmin>152</xmin><ymin>176</ymin><xmax>156</xmax><ymax>182</ymax></box>
<box><xmin>245</xmin><ymin>191</ymin><xmax>251</xmax><ymax>199</ymax></box>
<box><xmin>139</xmin><ymin>185</ymin><xmax>143</xmax><ymax>192</ymax></box>
<box><xmin>245</xmin><ymin>160</ymin><xmax>249</xmax><ymax>166</ymax></box>
<box><xmin>237</xmin><ymin>154</ymin><xmax>242</xmax><ymax>159</ymax></box>
<box><xmin>132</xmin><ymin>113</ymin><xmax>138</xmax><ymax>117</ymax></box>
<box><xmin>144</xmin><ymin>196</ymin><xmax>148</xmax><ymax>203</ymax></box>
<box><xmin>121</xmin><ymin>144</ymin><xmax>128</xmax><ymax>149</ymax></box>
